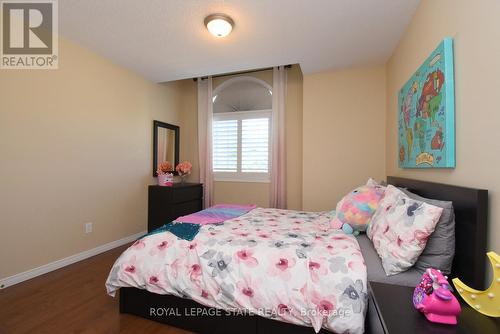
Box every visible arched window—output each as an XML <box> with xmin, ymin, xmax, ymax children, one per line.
<box><xmin>212</xmin><ymin>77</ymin><xmax>272</xmax><ymax>182</ymax></box>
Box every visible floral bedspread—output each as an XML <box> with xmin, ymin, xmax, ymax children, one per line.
<box><xmin>106</xmin><ymin>208</ymin><xmax>367</xmax><ymax>333</ymax></box>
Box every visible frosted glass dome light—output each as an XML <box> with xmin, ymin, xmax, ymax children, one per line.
<box><xmin>204</xmin><ymin>14</ymin><xmax>234</xmax><ymax>38</ymax></box>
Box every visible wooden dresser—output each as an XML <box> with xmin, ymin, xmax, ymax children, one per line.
<box><xmin>148</xmin><ymin>183</ymin><xmax>203</xmax><ymax>232</ymax></box>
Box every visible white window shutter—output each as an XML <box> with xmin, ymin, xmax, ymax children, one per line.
<box><xmin>212</xmin><ymin>110</ymin><xmax>271</xmax><ymax>182</ymax></box>
<box><xmin>213</xmin><ymin>119</ymin><xmax>238</xmax><ymax>172</ymax></box>
<box><xmin>242</xmin><ymin>118</ymin><xmax>269</xmax><ymax>173</ymax></box>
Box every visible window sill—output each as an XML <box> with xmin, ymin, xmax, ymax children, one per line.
<box><xmin>214</xmin><ymin>178</ymin><xmax>270</xmax><ymax>184</ymax></box>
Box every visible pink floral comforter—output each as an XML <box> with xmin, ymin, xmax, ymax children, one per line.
<box><xmin>106</xmin><ymin>208</ymin><xmax>367</xmax><ymax>333</ymax></box>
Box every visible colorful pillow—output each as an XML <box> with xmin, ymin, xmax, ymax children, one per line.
<box><xmin>367</xmin><ymin>185</ymin><xmax>443</xmax><ymax>275</ymax></box>
<box><xmin>330</xmin><ymin>181</ymin><xmax>385</xmax><ymax>233</ymax></box>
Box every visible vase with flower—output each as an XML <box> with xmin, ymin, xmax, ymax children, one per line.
<box><xmin>156</xmin><ymin>161</ymin><xmax>174</xmax><ymax>186</ymax></box>
<box><xmin>175</xmin><ymin>161</ymin><xmax>192</xmax><ymax>184</ymax></box>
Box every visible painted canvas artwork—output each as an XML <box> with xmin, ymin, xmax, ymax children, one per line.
<box><xmin>398</xmin><ymin>38</ymin><xmax>455</xmax><ymax>168</ymax></box>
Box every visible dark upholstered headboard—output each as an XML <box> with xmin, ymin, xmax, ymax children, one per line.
<box><xmin>387</xmin><ymin>177</ymin><xmax>488</xmax><ymax>289</ymax></box>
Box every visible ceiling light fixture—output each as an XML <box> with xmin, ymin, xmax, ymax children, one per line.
<box><xmin>204</xmin><ymin>14</ymin><xmax>234</xmax><ymax>38</ymax></box>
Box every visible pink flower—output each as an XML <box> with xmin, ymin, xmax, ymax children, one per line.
<box><xmin>236</xmin><ymin>277</ymin><xmax>263</xmax><ymax>307</ymax></box>
<box><xmin>309</xmin><ymin>288</ymin><xmax>337</xmax><ymax>317</ymax></box>
<box><xmin>189</xmin><ymin>263</ymin><xmax>202</xmax><ymax>282</ymax></box>
<box><xmin>132</xmin><ymin>239</ymin><xmax>145</xmax><ymax>249</ymax></box>
<box><xmin>277</xmin><ymin>303</ymin><xmax>290</xmax><ymax>314</ymax></box>
<box><xmin>234</xmin><ymin>249</ymin><xmax>258</xmax><ymax>267</ymax></box>
<box><xmin>156</xmin><ymin>161</ymin><xmax>173</xmax><ymax>175</ymax></box>
<box><xmin>122</xmin><ymin>255</ymin><xmax>138</xmax><ymax>276</ymax></box>
<box><xmin>308</xmin><ymin>258</ymin><xmax>328</xmax><ymax>283</ymax></box>
<box><xmin>317</xmin><ymin>300</ymin><xmax>335</xmax><ymax>313</ymax></box>
<box><xmin>145</xmin><ymin>270</ymin><xmax>167</xmax><ymax>292</ymax></box>
<box><xmin>397</xmin><ymin>236</ymin><xmax>403</xmax><ymax>247</ymax></box>
<box><xmin>175</xmin><ymin>161</ymin><xmax>192</xmax><ymax>176</ymax></box>
<box><xmin>242</xmin><ymin>287</ymin><xmax>254</xmax><ymax>297</ymax></box>
<box><xmin>235</xmin><ymin>276</ymin><xmax>262</xmax><ymax>306</ymax></box>
<box><xmin>149</xmin><ymin>238</ymin><xmax>173</xmax><ymax>256</ymax></box>
<box><xmin>124</xmin><ymin>265</ymin><xmax>136</xmax><ymax>274</ymax></box>
<box><xmin>326</xmin><ymin>244</ymin><xmax>341</xmax><ymax>255</ymax></box>
<box><xmin>331</xmin><ymin>234</ymin><xmax>348</xmax><ymax>241</ymax></box>
<box><xmin>267</xmin><ymin>252</ymin><xmax>296</xmax><ymax>280</ymax></box>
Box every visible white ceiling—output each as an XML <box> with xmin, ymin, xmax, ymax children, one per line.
<box><xmin>59</xmin><ymin>0</ymin><xmax>420</xmax><ymax>83</ymax></box>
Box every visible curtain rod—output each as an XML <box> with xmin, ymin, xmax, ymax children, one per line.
<box><xmin>192</xmin><ymin>64</ymin><xmax>292</xmax><ymax>81</ymax></box>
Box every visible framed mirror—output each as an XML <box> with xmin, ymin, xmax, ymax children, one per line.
<box><xmin>153</xmin><ymin>120</ymin><xmax>179</xmax><ymax>177</ymax></box>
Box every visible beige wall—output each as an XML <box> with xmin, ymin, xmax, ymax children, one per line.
<box><xmin>178</xmin><ymin>79</ymin><xmax>200</xmax><ymax>183</ymax></box>
<box><xmin>179</xmin><ymin>65</ymin><xmax>303</xmax><ymax>209</ymax></box>
<box><xmin>385</xmin><ymin>0</ymin><xmax>500</xmax><ymax>253</ymax></box>
<box><xmin>0</xmin><ymin>37</ymin><xmax>182</xmax><ymax>279</ymax></box>
<box><xmin>302</xmin><ymin>66</ymin><xmax>386</xmax><ymax>211</ymax></box>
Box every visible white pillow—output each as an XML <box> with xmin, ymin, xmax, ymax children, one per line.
<box><xmin>367</xmin><ymin>185</ymin><xmax>443</xmax><ymax>275</ymax></box>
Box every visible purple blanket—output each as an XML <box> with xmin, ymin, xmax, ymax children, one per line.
<box><xmin>175</xmin><ymin>204</ymin><xmax>257</xmax><ymax>225</ymax></box>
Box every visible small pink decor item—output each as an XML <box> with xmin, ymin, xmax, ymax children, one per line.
<box><xmin>158</xmin><ymin>173</ymin><xmax>173</xmax><ymax>186</ymax></box>
<box><xmin>413</xmin><ymin>268</ymin><xmax>461</xmax><ymax>325</ymax></box>
<box><xmin>176</xmin><ymin>161</ymin><xmax>192</xmax><ymax>183</ymax></box>
<box><xmin>157</xmin><ymin>161</ymin><xmax>174</xmax><ymax>186</ymax></box>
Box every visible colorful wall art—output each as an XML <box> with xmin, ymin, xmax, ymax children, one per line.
<box><xmin>398</xmin><ymin>38</ymin><xmax>455</xmax><ymax>168</ymax></box>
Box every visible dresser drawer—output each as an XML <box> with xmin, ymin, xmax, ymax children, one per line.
<box><xmin>148</xmin><ymin>183</ymin><xmax>203</xmax><ymax>233</ymax></box>
<box><xmin>173</xmin><ymin>200</ymin><xmax>203</xmax><ymax>219</ymax></box>
<box><xmin>171</xmin><ymin>185</ymin><xmax>203</xmax><ymax>203</ymax></box>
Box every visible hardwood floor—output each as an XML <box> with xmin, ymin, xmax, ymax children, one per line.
<box><xmin>0</xmin><ymin>245</ymin><xmax>194</xmax><ymax>334</ymax></box>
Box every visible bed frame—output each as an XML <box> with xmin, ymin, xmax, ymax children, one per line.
<box><xmin>119</xmin><ymin>177</ymin><xmax>488</xmax><ymax>333</ymax></box>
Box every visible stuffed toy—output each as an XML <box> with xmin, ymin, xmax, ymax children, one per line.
<box><xmin>330</xmin><ymin>181</ymin><xmax>385</xmax><ymax>234</ymax></box>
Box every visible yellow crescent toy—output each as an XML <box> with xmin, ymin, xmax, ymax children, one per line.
<box><xmin>452</xmin><ymin>251</ymin><xmax>500</xmax><ymax>317</ymax></box>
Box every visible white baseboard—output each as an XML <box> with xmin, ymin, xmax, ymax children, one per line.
<box><xmin>0</xmin><ymin>230</ymin><xmax>146</xmax><ymax>289</ymax></box>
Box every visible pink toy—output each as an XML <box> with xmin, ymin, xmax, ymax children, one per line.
<box><xmin>413</xmin><ymin>268</ymin><xmax>461</xmax><ymax>325</ymax></box>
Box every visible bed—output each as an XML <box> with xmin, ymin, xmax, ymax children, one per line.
<box><xmin>108</xmin><ymin>177</ymin><xmax>488</xmax><ymax>334</ymax></box>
